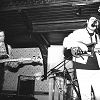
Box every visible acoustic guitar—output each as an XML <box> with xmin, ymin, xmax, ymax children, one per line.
<box><xmin>64</xmin><ymin>42</ymin><xmax>100</xmax><ymax>59</ymax></box>
<box><xmin>70</xmin><ymin>42</ymin><xmax>100</xmax><ymax>58</ymax></box>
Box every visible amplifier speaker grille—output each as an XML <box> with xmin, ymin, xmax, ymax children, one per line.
<box><xmin>17</xmin><ymin>75</ymin><xmax>35</xmax><ymax>96</ymax></box>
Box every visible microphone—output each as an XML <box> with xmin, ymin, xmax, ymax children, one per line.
<box><xmin>91</xmin><ymin>20</ymin><xmax>98</xmax><ymax>27</ymax></box>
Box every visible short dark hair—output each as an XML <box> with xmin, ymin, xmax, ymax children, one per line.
<box><xmin>88</xmin><ymin>13</ymin><xmax>100</xmax><ymax>20</ymax></box>
<box><xmin>0</xmin><ymin>30</ymin><xmax>2</xmax><ymax>32</ymax></box>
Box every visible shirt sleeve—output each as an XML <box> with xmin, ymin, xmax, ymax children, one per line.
<box><xmin>63</xmin><ymin>29</ymin><xmax>88</xmax><ymax>51</ymax></box>
<box><xmin>63</xmin><ymin>31</ymin><xmax>80</xmax><ymax>49</ymax></box>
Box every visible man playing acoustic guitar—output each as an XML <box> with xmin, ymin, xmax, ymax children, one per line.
<box><xmin>63</xmin><ymin>14</ymin><xmax>100</xmax><ymax>100</ymax></box>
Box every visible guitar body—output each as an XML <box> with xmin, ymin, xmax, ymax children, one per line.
<box><xmin>64</xmin><ymin>42</ymin><xmax>96</xmax><ymax>59</ymax></box>
<box><xmin>63</xmin><ymin>42</ymin><xmax>100</xmax><ymax>60</ymax></box>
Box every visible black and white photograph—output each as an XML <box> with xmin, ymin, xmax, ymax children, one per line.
<box><xmin>0</xmin><ymin>0</ymin><xmax>100</xmax><ymax>100</ymax></box>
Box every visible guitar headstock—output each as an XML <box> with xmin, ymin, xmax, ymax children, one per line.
<box><xmin>34</xmin><ymin>72</ymin><xmax>42</xmax><ymax>80</ymax></box>
<box><xmin>32</xmin><ymin>56</ymin><xmax>43</xmax><ymax>64</ymax></box>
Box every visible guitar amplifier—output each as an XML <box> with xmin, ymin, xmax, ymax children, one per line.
<box><xmin>17</xmin><ymin>75</ymin><xmax>35</xmax><ymax>97</ymax></box>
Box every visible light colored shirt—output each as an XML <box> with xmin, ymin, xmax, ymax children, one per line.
<box><xmin>63</xmin><ymin>28</ymin><xmax>100</xmax><ymax>65</ymax></box>
<box><xmin>0</xmin><ymin>43</ymin><xmax>8</xmax><ymax>56</ymax></box>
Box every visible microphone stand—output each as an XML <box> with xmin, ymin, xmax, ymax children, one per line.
<box><xmin>63</xmin><ymin>56</ymin><xmax>73</xmax><ymax>100</ymax></box>
<box><xmin>41</xmin><ymin>53</ymin><xmax>81</xmax><ymax>100</ymax></box>
<box><xmin>63</xmin><ymin>57</ymin><xmax>66</xmax><ymax>100</ymax></box>
<box><xmin>41</xmin><ymin>56</ymin><xmax>72</xmax><ymax>81</ymax></box>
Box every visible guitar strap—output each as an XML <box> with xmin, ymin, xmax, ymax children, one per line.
<box><xmin>0</xmin><ymin>43</ymin><xmax>9</xmax><ymax>60</ymax></box>
<box><xmin>95</xmin><ymin>34</ymin><xmax>98</xmax><ymax>44</ymax></box>
<box><xmin>5</xmin><ymin>43</ymin><xmax>9</xmax><ymax>55</ymax></box>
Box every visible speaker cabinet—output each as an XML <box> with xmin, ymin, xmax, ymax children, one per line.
<box><xmin>17</xmin><ymin>75</ymin><xmax>35</xmax><ymax>97</ymax></box>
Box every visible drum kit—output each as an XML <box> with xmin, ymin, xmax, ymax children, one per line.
<box><xmin>46</xmin><ymin>56</ymin><xmax>81</xmax><ymax>100</ymax></box>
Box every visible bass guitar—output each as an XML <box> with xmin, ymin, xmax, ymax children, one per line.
<box><xmin>0</xmin><ymin>56</ymin><xmax>43</xmax><ymax>64</ymax></box>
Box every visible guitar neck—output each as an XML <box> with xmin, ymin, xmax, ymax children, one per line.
<box><xmin>0</xmin><ymin>57</ymin><xmax>41</xmax><ymax>63</ymax></box>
